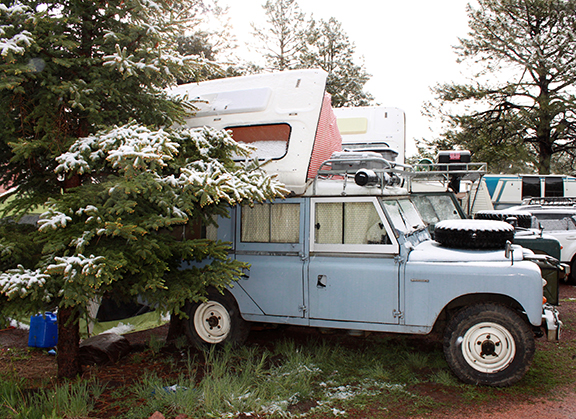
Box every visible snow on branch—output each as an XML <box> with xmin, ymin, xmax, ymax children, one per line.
<box><xmin>46</xmin><ymin>254</ymin><xmax>107</xmax><ymax>284</ymax></box>
<box><xmin>56</xmin><ymin>122</ymin><xmax>288</xmax><ymax>210</ymax></box>
<box><xmin>38</xmin><ymin>209</ymin><xmax>72</xmax><ymax>231</ymax></box>
<box><xmin>55</xmin><ymin>121</ymin><xmax>180</xmax><ymax>174</ymax></box>
<box><xmin>0</xmin><ymin>265</ymin><xmax>51</xmax><ymax>301</ymax></box>
<box><xmin>0</xmin><ymin>2</ymin><xmax>34</xmax><ymax>56</ymax></box>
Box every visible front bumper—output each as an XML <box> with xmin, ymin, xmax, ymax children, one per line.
<box><xmin>542</xmin><ymin>304</ymin><xmax>562</xmax><ymax>340</ymax></box>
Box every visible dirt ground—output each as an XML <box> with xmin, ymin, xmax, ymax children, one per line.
<box><xmin>2</xmin><ymin>284</ymin><xmax>576</xmax><ymax>418</ymax></box>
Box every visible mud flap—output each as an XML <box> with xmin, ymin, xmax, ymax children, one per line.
<box><xmin>542</xmin><ymin>304</ymin><xmax>562</xmax><ymax>341</ymax></box>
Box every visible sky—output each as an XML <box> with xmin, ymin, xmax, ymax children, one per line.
<box><xmin>217</xmin><ymin>0</ymin><xmax>473</xmax><ymax>157</ymax></box>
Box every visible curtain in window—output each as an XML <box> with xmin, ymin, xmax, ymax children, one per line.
<box><xmin>315</xmin><ymin>203</ymin><xmax>343</xmax><ymax>244</ymax></box>
<box><xmin>241</xmin><ymin>204</ymin><xmax>270</xmax><ymax>242</ymax></box>
<box><xmin>270</xmin><ymin>204</ymin><xmax>300</xmax><ymax>243</ymax></box>
<box><xmin>344</xmin><ymin>202</ymin><xmax>382</xmax><ymax>244</ymax></box>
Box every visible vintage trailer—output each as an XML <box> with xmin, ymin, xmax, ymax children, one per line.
<box><xmin>485</xmin><ymin>174</ymin><xmax>576</xmax><ymax>209</ymax></box>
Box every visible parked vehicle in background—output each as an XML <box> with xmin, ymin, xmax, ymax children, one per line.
<box><xmin>484</xmin><ymin>174</ymin><xmax>576</xmax><ymax>210</ymax></box>
<box><xmin>504</xmin><ymin>198</ymin><xmax>576</xmax><ymax>283</ymax></box>
<box><xmin>333</xmin><ymin>106</ymin><xmax>406</xmax><ymax>163</ymax></box>
<box><xmin>412</xmin><ymin>191</ymin><xmax>564</xmax><ymax>306</ymax></box>
<box><xmin>172</xmin><ymin>69</ymin><xmax>561</xmax><ymax>387</ymax></box>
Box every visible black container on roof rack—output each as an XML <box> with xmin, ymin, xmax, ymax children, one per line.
<box><xmin>438</xmin><ymin>150</ymin><xmax>471</xmax><ymax>170</ymax></box>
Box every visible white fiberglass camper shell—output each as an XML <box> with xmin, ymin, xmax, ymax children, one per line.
<box><xmin>170</xmin><ymin>69</ymin><xmax>340</xmax><ymax>195</ymax></box>
<box><xmin>333</xmin><ymin>106</ymin><xmax>406</xmax><ymax>163</ymax></box>
<box><xmin>172</xmin><ymin>70</ymin><xmax>560</xmax><ymax>387</ymax></box>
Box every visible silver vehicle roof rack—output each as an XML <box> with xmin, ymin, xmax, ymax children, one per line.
<box><xmin>521</xmin><ymin>197</ymin><xmax>576</xmax><ymax>206</ymax></box>
<box><xmin>408</xmin><ymin>162</ymin><xmax>488</xmax><ymax>182</ymax></box>
<box><xmin>312</xmin><ymin>152</ymin><xmax>412</xmax><ymax>195</ymax></box>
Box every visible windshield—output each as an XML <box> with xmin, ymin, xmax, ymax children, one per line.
<box><xmin>412</xmin><ymin>194</ymin><xmax>462</xmax><ymax>226</ymax></box>
<box><xmin>381</xmin><ymin>198</ymin><xmax>427</xmax><ymax>235</ymax></box>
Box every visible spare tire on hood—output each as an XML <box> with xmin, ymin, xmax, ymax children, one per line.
<box><xmin>434</xmin><ymin>219</ymin><xmax>514</xmax><ymax>250</ymax></box>
<box><xmin>474</xmin><ymin>210</ymin><xmax>533</xmax><ymax>229</ymax></box>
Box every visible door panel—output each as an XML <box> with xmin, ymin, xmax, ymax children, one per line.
<box><xmin>308</xmin><ymin>256</ymin><xmax>398</xmax><ymax>323</ymax></box>
<box><xmin>234</xmin><ymin>199</ymin><xmax>306</xmax><ymax>318</ymax></box>
<box><xmin>308</xmin><ymin>197</ymin><xmax>400</xmax><ymax>324</ymax></box>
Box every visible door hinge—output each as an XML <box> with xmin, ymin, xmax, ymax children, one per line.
<box><xmin>299</xmin><ymin>305</ymin><xmax>307</xmax><ymax>313</ymax></box>
<box><xmin>393</xmin><ymin>309</ymin><xmax>404</xmax><ymax>319</ymax></box>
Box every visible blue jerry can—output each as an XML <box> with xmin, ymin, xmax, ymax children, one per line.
<box><xmin>28</xmin><ymin>312</ymin><xmax>58</xmax><ymax>348</ymax></box>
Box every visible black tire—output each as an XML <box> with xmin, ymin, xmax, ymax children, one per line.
<box><xmin>443</xmin><ymin>303</ymin><xmax>535</xmax><ymax>387</ymax></box>
<box><xmin>474</xmin><ymin>210</ymin><xmax>533</xmax><ymax>229</ymax></box>
<box><xmin>434</xmin><ymin>219</ymin><xmax>514</xmax><ymax>250</ymax></box>
<box><xmin>184</xmin><ymin>288</ymin><xmax>250</xmax><ymax>350</ymax></box>
<box><xmin>569</xmin><ymin>257</ymin><xmax>576</xmax><ymax>284</ymax></box>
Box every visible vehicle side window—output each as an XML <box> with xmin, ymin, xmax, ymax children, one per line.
<box><xmin>314</xmin><ymin>201</ymin><xmax>392</xmax><ymax>245</ymax></box>
<box><xmin>241</xmin><ymin>203</ymin><xmax>300</xmax><ymax>243</ymax></box>
<box><xmin>535</xmin><ymin>213</ymin><xmax>576</xmax><ymax>231</ymax></box>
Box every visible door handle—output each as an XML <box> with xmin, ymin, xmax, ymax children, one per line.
<box><xmin>317</xmin><ymin>275</ymin><xmax>327</xmax><ymax>288</ymax></box>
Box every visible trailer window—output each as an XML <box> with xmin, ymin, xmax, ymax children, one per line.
<box><xmin>227</xmin><ymin>124</ymin><xmax>291</xmax><ymax>160</ymax></box>
<box><xmin>545</xmin><ymin>177</ymin><xmax>564</xmax><ymax>197</ymax></box>
<box><xmin>522</xmin><ymin>176</ymin><xmax>541</xmax><ymax>199</ymax></box>
<box><xmin>241</xmin><ymin>203</ymin><xmax>300</xmax><ymax>243</ymax></box>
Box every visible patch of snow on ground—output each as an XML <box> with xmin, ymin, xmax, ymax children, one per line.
<box><xmin>100</xmin><ymin>322</ymin><xmax>134</xmax><ymax>335</ymax></box>
<box><xmin>9</xmin><ymin>318</ymin><xmax>29</xmax><ymax>330</ymax></box>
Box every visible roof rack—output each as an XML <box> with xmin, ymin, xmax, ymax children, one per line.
<box><xmin>521</xmin><ymin>197</ymin><xmax>576</xmax><ymax>206</ymax></box>
<box><xmin>312</xmin><ymin>152</ymin><xmax>411</xmax><ymax>194</ymax></box>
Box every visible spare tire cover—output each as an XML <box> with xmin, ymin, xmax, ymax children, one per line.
<box><xmin>434</xmin><ymin>219</ymin><xmax>515</xmax><ymax>250</ymax></box>
<box><xmin>474</xmin><ymin>210</ymin><xmax>533</xmax><ymax>229</ymax></box>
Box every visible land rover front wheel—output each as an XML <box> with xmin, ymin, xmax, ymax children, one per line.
<box><xmin>184</xmin><ymin>289</ymin><xmax>250</xmax><ymax>349</ymax></box>
<box><xmin>443</xmin><ymin>303</ymin><xmax>534</xmax><ymax>387</ymax></box>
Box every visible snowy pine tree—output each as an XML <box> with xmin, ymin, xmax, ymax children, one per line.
<box><xmin>0</xmin><ymin>0</ymin><xmax>286</xmax><ymax>378</ymax></box>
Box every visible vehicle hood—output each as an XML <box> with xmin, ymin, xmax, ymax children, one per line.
<box><xmin>408</xmin><ymin>240</ymin><xmax>525</xmax><ymax>263</ymax></box>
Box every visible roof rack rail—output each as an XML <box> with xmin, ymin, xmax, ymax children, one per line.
<box><xmin>521</xmin><ymin>197</ymin><xmax>576</xmax><ymax>206</ymax></box>
<box><xmin>409</xmin><ymin>162</ymin><xmax>488</xmax><ymax>182</ymax></box>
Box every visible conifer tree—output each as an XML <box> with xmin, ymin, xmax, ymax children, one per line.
<box><xmin>0</xmin><ymin>0</ymin><xmax>286</xmax><ymax>378</ymax></box>
<box><xmin>299</xmin><ymin>17</ymin><xmax>374</xmax><ymax>107</ymax></box>
<box><xmin>424</xmin><ymin>0</ymin><xmax>576</xmax><ymax>174</ymax></box>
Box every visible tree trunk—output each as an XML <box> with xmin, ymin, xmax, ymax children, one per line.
<box><xmin>166</xmin><ymin>311</ymin><xmax>186</xmax><ymax>343</ymax></box>
<box><xmin>57</xmin><ymin>307</ymin><xmax>82</xmax><ymax>379</ymax></box>
<box><xmin>538</xmin><ymin>141</ymin><xmax>552</xmax><ymax>175</ymax></box>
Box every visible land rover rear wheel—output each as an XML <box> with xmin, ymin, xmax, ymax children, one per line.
<box><xmin>434</xmin><ymin>219</ymin><xmax>514</xmax><ymax>250</ymax></box>
<box><xmin>443</xmin><ymin>303</ymin><xmax>534</xmax><ymax>387</ymax></box>
<box><xmin>185</xmin><ymin>289</ymin><xmax>250</xmax><ymax>349</ymax></box>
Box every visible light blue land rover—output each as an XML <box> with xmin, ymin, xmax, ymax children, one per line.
<box><xmin>183</xmin><ymin>153</ymin><xmax>561</xmax><ymax>387</ymax></box>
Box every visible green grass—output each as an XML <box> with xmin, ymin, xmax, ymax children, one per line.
<box><xmin>0</xmin><ymin>378</ymin><xmax>103</xmax><ymax>419</ymax></box>
<box><xmin>1</xmin><ymin>327</ymin><xmax>574</xmax><ymax>418</ymax></box>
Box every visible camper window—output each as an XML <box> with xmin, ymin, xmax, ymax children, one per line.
<box><xmin>227</xmin><ymin>123</ymin><xmax>291</xmax><ymax>160</ymax></box>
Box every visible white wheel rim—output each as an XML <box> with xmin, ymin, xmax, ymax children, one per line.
<box><xmin>193</xmin><ymin>301</ymin><xmax>231</xmax><ymax>344</ymax></box>
<box><xmin>460</xmin><ymin>322</ymin><xmax>516</xmax><ymax>373</ymax></box>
